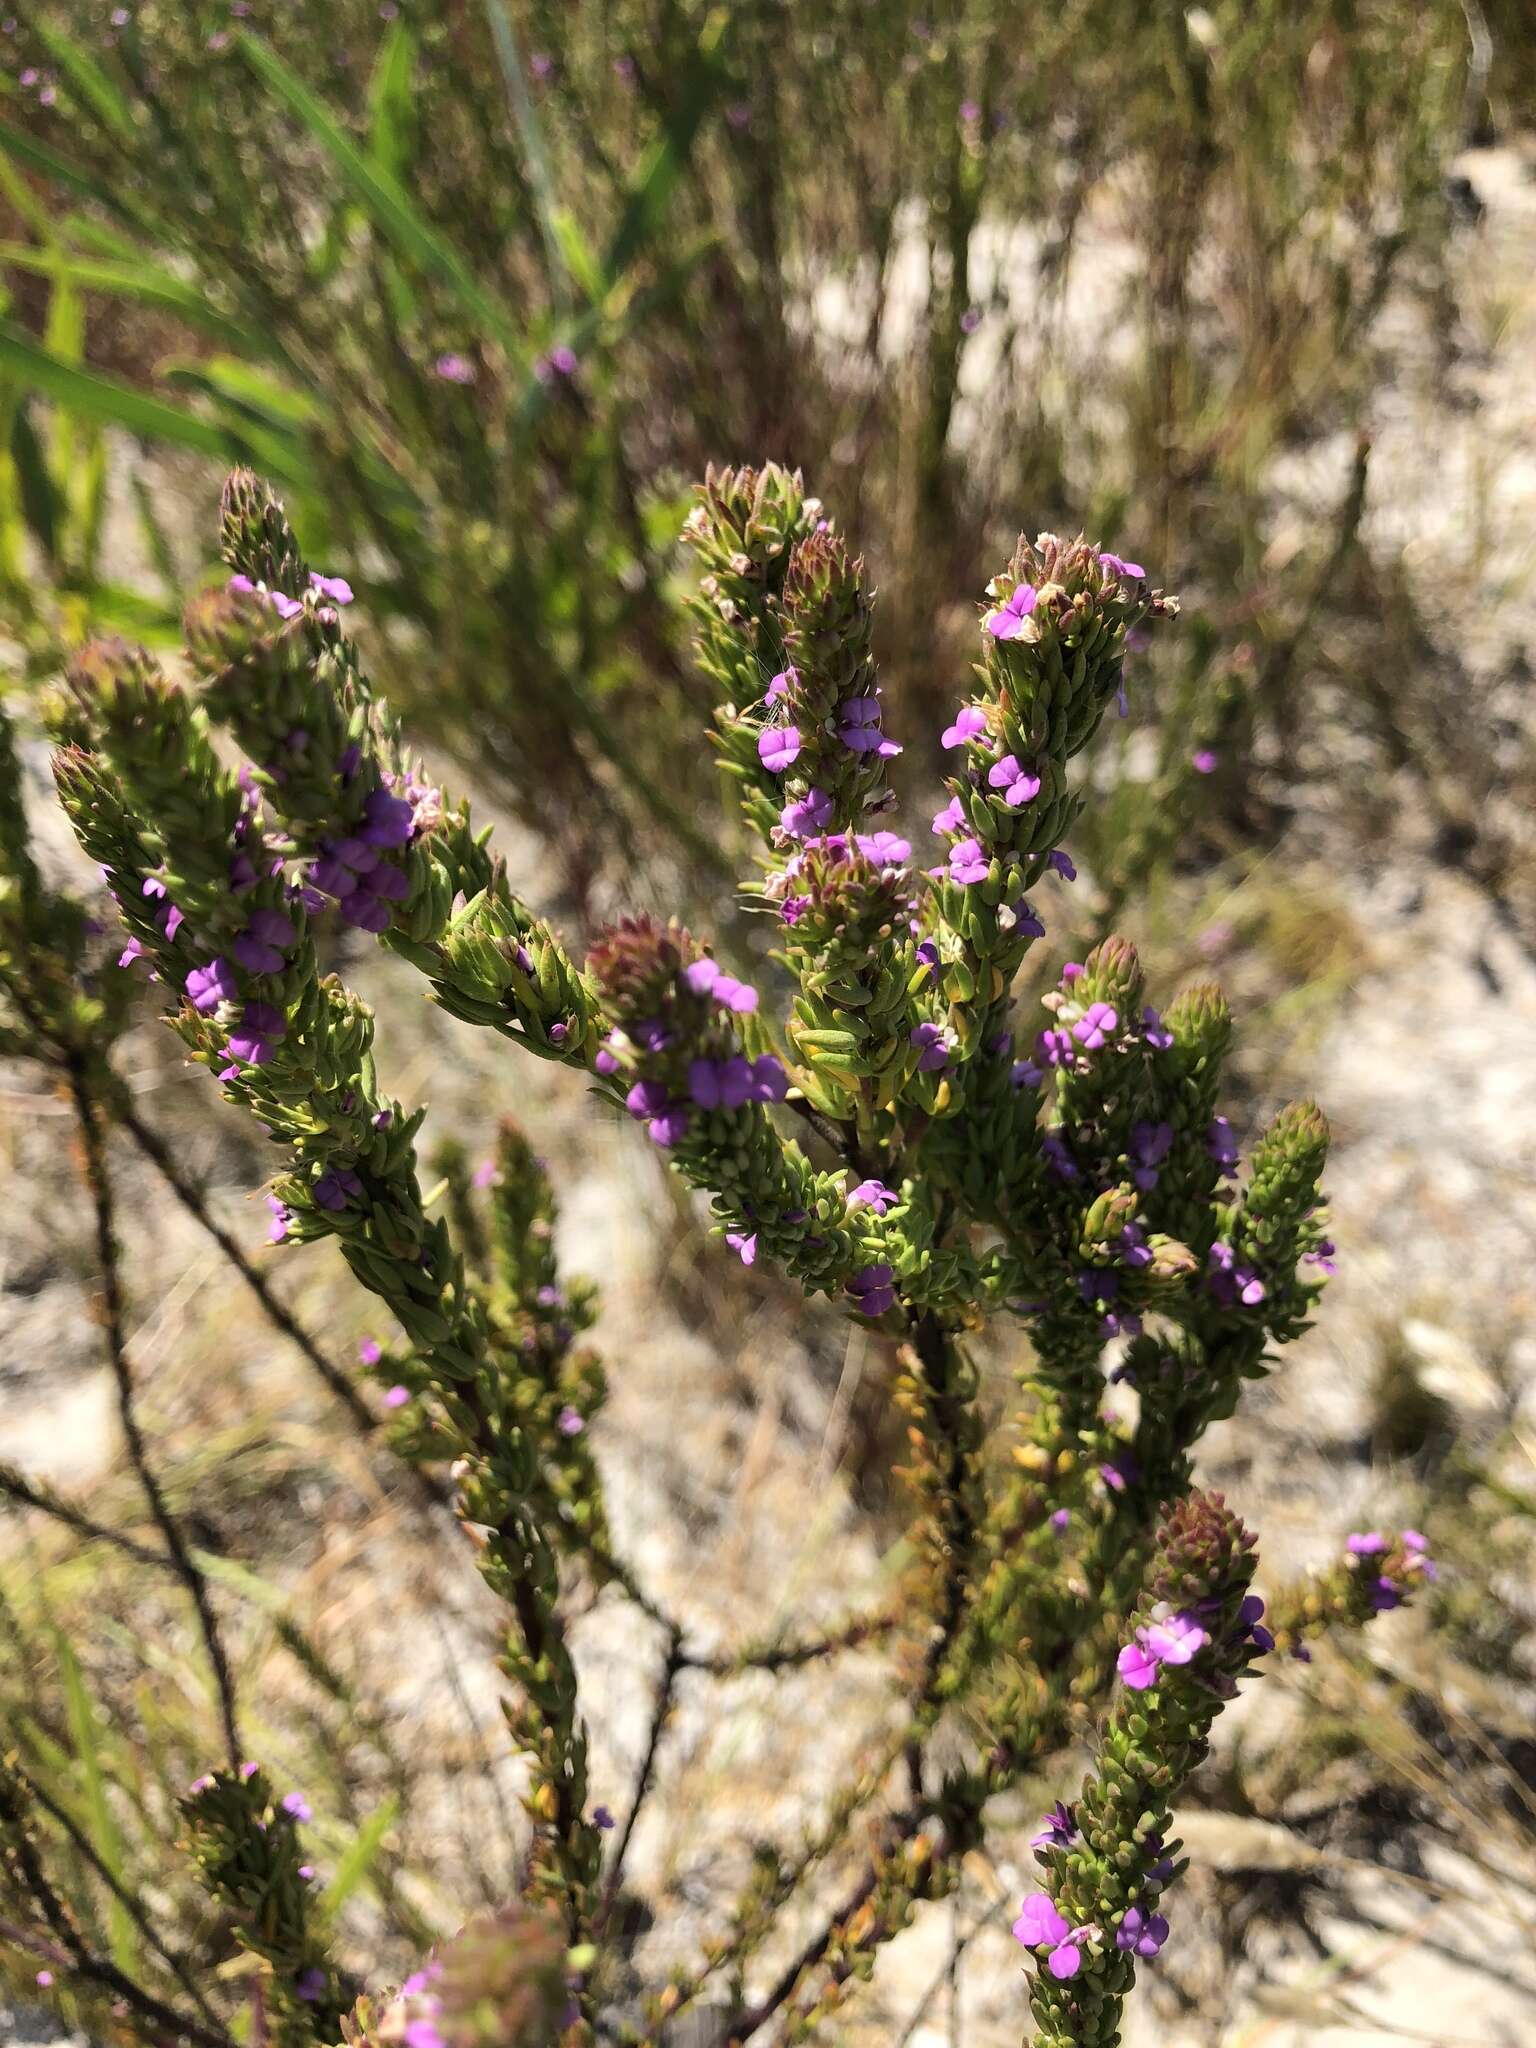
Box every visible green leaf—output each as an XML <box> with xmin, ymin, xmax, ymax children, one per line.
<box><xmin>237</xmin><ymin>32</ymin><xmax>524</xmax><ymax>357</ymax></box>
<box><xmin>481</xmin><ymin>0</ymin><xmax>564</xmax><ymax>307</ymax></box>
<box><xmin>55</xmin><ymin>1633</ymin><xmax>138</xmax><ymax>1979</ymax></box>
<box><xmin>318</xmin><ymin>1794</ymin><xmax>400</xmax><ymax>1917</ymax></box>
<box><xmin>367</xmin><ymin>21</ymin><xmax>418</xmax><ymax>186</ymax></box>
<box><xmin>34</xmin><ymin>22</ymin><xmax>138</xmax><ymax>144</ymax></box>
<box><xmin>0</xmin><ymin>244</ymin><xmax>258</xmax><ymax>354</ymax></box>
<box><xmin>602</xmin><ymin>7</ymin><xmax>732</xmax><ymax>289</ymax></box>
<box><xmin>8</xmin><ymin>399</ymin><xmax>61</xmax><ymax>565</ymax></box>
<box><xmin>0</xmin><ymin>323</ymin><xmax>315</xmax><ymax>487</ymax></box>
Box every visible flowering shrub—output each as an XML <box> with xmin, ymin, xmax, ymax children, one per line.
<box><xmin>0</xmin><ymin>463</ymin><xmax>1435</xmax><ymax>2045</ymax></box>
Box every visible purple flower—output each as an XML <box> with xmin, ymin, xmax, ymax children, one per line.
<box><xmin>294</xmin><ymin>1969</ymin><xmax>326</xmax><ymax>2004</ymax></box>
<box><xmin>751</xmin><ymin>1055</ymin><xmax>788</xmax><ymax>1102</ymax></box>
<box><xmin>1098</xmin><ymin>549</ymin><xmax>1146</xmax><ymax>580</ymax></box>
<box><xmin>593</xmin><ymin>1804</ymin><xmax>615</xmax><ymax>1830</ymax></box>
<box><xmin>434</xmin><ymin>352</ymin><xmax>476</xmax><ymax>383</ymax></box>
<box><xmin>228</xmin><ymin>1001</ymin><xmax>287</xmax><ymax>1065</ymax></box>
<box><xmin>758</xmin><ymin>725</ymin><xmax>801</xmax><ymax>773</ymax></box>
<box><xmin>309</xmin><ymin>572</ymin><xmax>353</xmax><ymax>606</ymax></box>
<box><xmin>1040</xmin><ymin>1133</ymin><xmax>1076</xmax><ymax>1181</ymax></box>
<box><xmin>282</xmin><ymin>1792</ymin><xmax>312</xmax><ymax>1821</ymax></box>
<box><xmin>1116</xmin><ymin>1906</ymin><xmax>1169</xmax><ymax>1957</ymax></box>
<box><xmin>1142</xmin><ymin>1005</ymin><xmax>1174</xmax><ymax>1050</ymax></box>
<box><xmin>1129</xmin><ymin>1120</ymin><xmax>1173</xmax><ymax>1190</ymax></box>
<box><xmin>314</xmin><ymin>1167</ymin><xmax>363</xmax><ymax>1211</ymax></box>
<box><xmin>948</xmin><ymin>837</ymin><xmax>990</xmax><ymax>885</ymax></box>
<box><xmin>186</xmin><ymin>957</ymin><xmax>238</xmax><ymax>1013</ymax></box>
<box><xmin>383</xmin><ymin>1385</ymin><xmax>410</xmax><ymax>1409</ymax></box>
<box><xmin>910</xmin><ymin>1021</ymin><xmax>950</xmax><ymax>1072</ymax></box>
<box><xmin>557</xmin><ymin>1405</ymin><xmax>585</xmax><ymax>1436</ymax></box>
<box><xmin>1237</xmin><ymin>1594</ymin><xmax>1275</xmax><ymax>1652</ymax></box>
<box><xmin>960</xmin><ymin>305</ymin><xmax>981</xmax><ymax>333</ymax></box>
<box><xmin>987</xmin><ymin>753</ymin><xmax>1041</xmax><ymax>807</ymax></box>
<box><xmin>1192</xmin><ymin>748</ymin><xmax>1218</xmax><ymax>774</ymax></box>
<box><xmin>1071</xmin><ymin>1001</ymin><xmax>1118</xmax><ymax>1050</ymax></box>
<box><xmin>647</xmin><ymin>1107</ymin><xmax>691</xmax><ymax>1148</ymax></box>
<box><xmin>782</xmin><ymin>786</ymin><xmax>834</xmax><ymax>838</ymax></box>
<box><xmin>1049</xmin><ymin>849</ymin><xmax>1077</xmax><ymax>881</ymax></box>
<box><xmin>713</xmin><ymin>974</ymin><xmax>759</xmax><ymax>1014</ymax></box>
<box><xmin>360</xmin><ymin>787</ymin><xmax>414</xmax><ymax>847</ymax></box>
<box><xmin>266</xmin><ymin>1196</ymin><xmax>289</xmax><ymax>1244</ymax></box>
<box><xmin>1012</xmin><ymin>1894</ymin><xmax>1070</xmax><ymax>1949</ymax></box>
<box><xmin>626</xmin><ymin>1079</ymin><xmax>669</xmax><ymax>1121</ymax></box>
<box><xmin>1030</xmin><ymin>1802</ymin><xmax>1077</xmax><ymax>1851</ymax></box>
<box><xmin>847</xmin><ymin>1264</ymin><xmax>896</xmax><ymax>1317</ymax></box>
<box><xmin>1037</xmin><ymin>1027</ymin><xmax>1075</xmax><ymax>1068</ymax></box>
<box><xmin>1206</xmin><ymin>1116</ymin><xmax>1239</xmax><ymax>1175</ymax></box>
<box><xmin>725</xmin><ymin>1229</ymin><xmax>758</xmax><ymax>1266</ymax></box>
<box><xmin>765</xmin><ymin>668</ymin><xmax>794</xmax><ymax>704</ymax></box>
<box><xmin>1207</xmin><ymin>1241</ymin><xmax>1265</xmax><ymax>1306</ymax></box>
<box><xmin>1141</xmin><ymin>1613</ymin><xmax>1208</xmax><ymax>1666</ymax></box>
<box><xmin>1116</xmin><ymin>1640</ymin><xmax>1160</xmax><ymax>1690</ymax></box>
<box><xmin>848</xmin><ymin>1178</ymin><xmax>897</xmax><ymax>1214</ymax></box>
<box><xmin>941</xmin><ymin>704</ymin><xmax>988</xmax><ymax>749</ymax></box>
<box><xmin>931</xmin><ymin>793</ymin><xmax>967</xmax><ymax>836</ymax></box>
<box><xmin>985</xmin><ymin>583</ymin><xmax>1038</xmax><ymax>640</ymax></box>
<box><xmin>838</xmin><ymin>696</ymin><xmax>901</xmax><ymax>757</ymax></box>
<box><xmin>1010</xmin><ymin>1059</ymin><xmax>1043</xmax><ymax>1088</ymax></box>
<box><xmin>855</xmin><ymin>829</ymin><xmax>911</xmax><ymax>866</ymax></box>
<box><xmin>1305</xmin><ymin>1237</ymin><xmax>1338</xmax><ymax>1274</ymax></box>
<box><xmin>1347</xmin><ymin>1530</ymin><xmax>1388</xmax><ymax>1556</ymax></box>
<box><xmin>269</xmin><ymin>590</ymin><xmax>304</xmax><ymax>621</ymax></box>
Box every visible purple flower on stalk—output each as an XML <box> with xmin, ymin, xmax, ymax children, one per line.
<box><xmin>281</xmin><ymin>1792</ymin><xmax>312</xmax><ymax>1821</ymax></box>
<box><xmin>1206</xmin><ymin>1115</ymin><xmax>1240</xmax><ymax>1174</ymax></box>
<box><xmin>1142</xmin><ymin>1005</ymin><xmax>1173</xmax><ymax>1050</ymax></box>
<box><xmin>360</xmin><ymin>787</ymin><xmax>414</xmax><ymax>847</ymax></box>
<box><xmin>1115</xmin><ymin>1907</ymin><xmax>1169</xmax><ymax>1957</ymax></box>
<box><xmin>847</xmin><ymin>1264</ymin><xmax>896</xmax><ymax>1317</ymax></box>
<box><xmin>1192</xmin><ymin>748</ymin><xmax>1218</xmax><ymax>774</ymax></box>
<box><xmin>557</xmin><ymin>1405</ymin><xmax>585</xmax><ymax>1435</ymax></box>
<box><xmin>910</xmin><ymin>1021</ymin><xmax>950</xmax><ymax>1072</ymax></box>
<box><xmin>1010</xmin><ymin>1058</ymin><xmax>1043</xmax><ymax>1088</ymax></box>
<box><xmin>434</xmin><ymin>352</ymin><xmax>476</xmax><ymax>384</ymax></box>
<box><xmin>750</xmin><ymin>1054</ymin><xmax>787</xmax><ymax>1102</ymax></box>
<box><xmin>1236</xmin><ymin>1594</ymin><xmax>1274</xmax><ymax>1652</ymax></box>
<box><xmin>383</xmin><ymin>1385</ymin><xmax>410</xmax><ymax>1409</ymax></box>
<box><xmin>838</xmin><ymin>696</ymin><xmax>901</xmax><ymax>757</ymax></box>
<box><xmin>1098</xmin><ymin>549</ymin><xmax>1146</xmax><ymax>581</ymax></box>
<box><xmin>1071</xmin><ymin>1001</ymin><xmax>1118</xmax><ymax>1049</ymax></box>
<box><xmin>847</xmin><ymin>1178</ymin><xmax>897</xmax><ymax>1215</ymax></box>
<box><xmin>294</xmin><ymin>1969</ymin><xmax>327</xmax><ymax>2004</ymax></box>
<box><xmin>1346</xmin><ymin>1530</ymin><xmax>1388</xmax><ymax>1556</ymax></box>
<box><xmin>309</xmin><ymin>572</ymin><xmax>353</xmax><ymax>605</ymax></box>
<box><xmin>1049</xmin><ymin>848</ymin><xmax>1077</xmax><ymax>880</ymax></box>
<box><xmin>1030</xmin><ymin>1802</ymin><xmax>1077</xmax><ymax>1851</ymax></box>
<box><xmin>765</xmin><ymin>668</ymin><xmax>794</xmax><ymax>704</ymax></box>
<box><xmin>725</xmin><ymin>1230</ymin><xmax>757</xmax><ymax>1266</ymax></box>
<box><xmin>228</xmin><ymin>1001</ymin><xmax>286</xmax><ymax>1065</ymax></box>
<box><xmin>1040</xmin><ymin>1133</ymin><xmax>1076</xmax><ymax>1181</ymax></box>
<box><xmin>941</xmin><ymin>704</ymin><xmax>988</xmax><ymax>749</ymax></box>
<box><xmin>948</xmin><ymin>837</ymin><xmax>990</xmax><ymax>885</ymax></box>
<box><xmin>1012</xmin><ymin>1894</ymin><xmax>1069</xmax><ymax>1949</ymax></box>
<box><xmin>1129</xmin><ymin>1119</ymin><xmax>1173</xmax><ymax>1189</ymax></box>
<box><xmin>758</xmin><ymin>725</ymin><xmax>801</xmax><ymax>773</ymax></box>
<box><xmin>266</xmin><ymin>1195</ymin><xmax>289</xmax><ymax>1244</ymax></box>
<box><xmin>593</xmin><ymin>1805</ymin><xmax>615</xmax><ymax>1830</ymax></box>
<box><xmin>1207</xmin><ymin>1240</ymin><xmax>1265</xmax><ymax>1306</ymax></box>
<box><xmin>647</xmin><ymin>1106</ymin><xmax>691</xmax><ymax>1148</ymax></box>
<box><xmin>1141</xmin><ymin>1612</ymin><xmax>1208</xmax><ymax>1665</ymax></box>
<box><xmin>855</xmin><ymin>829</ymin><xmax>911</xmax><ymax>865</ymax></box>
<box><xmin>782</xmin><ymin>786</ymin><xmax>834</xmax><ymax>838</ymax></box>
<box><xmin>987</xmin><ymin>753</ymin><xmax>1041</xmax><ymax>806</ymax></box>
<box><xmin>187</xmin><ymin>957</ymin><xmax>238</xmax><ymax>1013</ymax></box>
<box><xmin>984</xmin><ymin>583</ymin><xmax>1038</xmax><ymax>640</ymax></box>
<box><xmin>313</xmin><ymin>1167</ymin><xmax>363</xmax><ymax>1211</ymax></box>
<box><xmin>931</xmin><ymin>793</ymin><xmax>967</xmax><ymax>836</ymax></box>
<box><xmin>1305</xmin><ymin>1237</ymin><xmax>1338</xmax><ymax>1274</ymax></box>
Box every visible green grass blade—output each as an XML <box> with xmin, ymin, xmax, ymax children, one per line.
<box><xmin>0</xmin><ymin>323</ymin><xmax>314</xmax><ymax>485</ymax></box>
<box><xmin>602</xmin><ymin>6</ymin><xmax>731</xmax><ymax>288</ymax></box>
<box><xmin>8</xmin><ymin>399</ymin><xmax>61</xmax><ymax>565</ymax></box>
<box><xmin>0</xmin><ymin>243</ymin><xmax>258</xmax><ymax>353</ymax></box>
<box><xmin>318</xmin><ymin>1793</ymin><xmax>400</xmax><ymax>1918</ymax></box>
<box><xmin>237</xmin><ymin>31</ymin><xmax>524</xmax><ymax>357</ymax></box>
<box><xmin>367</xmin><ymin>20</ymin><xmax>418</xmax><ymax>185</ymax></box>
<box><xmin>33</xmin><ymin>23</ymin><xmax>137</xmax><ymax>144</ymax></box>
<box><xmin>54</xmin><ymin>1632</ymin><xmax>138</xmax><ymax>1979</ymax></box>
<box><xmin>481</xmin><ymin>0</ymin><xmax>565</xmax><ymax>308</ymax></box>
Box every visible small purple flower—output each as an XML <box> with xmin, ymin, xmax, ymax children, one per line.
<box><xmin>987</xmin><ymin>753</ymin><xmax>1041</xmax><ymax>807</ymax></box>
<box><xmin>750</xmin><ymin>1054</ymin><xmax>788</xmax><ymax>1102</ymax></box>
<box><xmin>434</xmin><ymin>352</ymin><xmax>476</xmax><ymax>384</ymax></box>
<box><xmin>1347</xmin><ymin>1530</ymin><xmax>1388</xmax><ymax>1556</ymax></box>
<box><xmin>1050</xmin><ymin>1507</ymin><xmax>1071</xmax><ymax>1531</ymax></box>
<box><xmin>1192</xmin><ymin>748</ymin><xmax>1218</xmax><ymax>774</ymax></box>
<box><xmin>1116</xmin><ymin>1640</ymin><xmax>1160</xmax><ymax>1690</ymax></box>
<box><xmin>838</xmin><ymin>696</ymin><xmax>901</xmax><ymax>757</ymax></box>
<box><xmin>758</xmin><ymin>725</ymin><xmax>801</xmax><ymax>773</ymax></box>
<box><xmin>228</xmin><ymin>1001</ymin><xmax>287</xmax><ymax>1065</ymax></box>
<box><xmin>1071</xmin><ymin>1001</ymin><xmax>1118</xmax><ymax>1050</ymax></box>
<box><xmin>1098</xmin><ymin>549</ymin><xmax>1146</xmax><ymax>581</ymax></box>
<box><xmin>1040</xmin><ymin>1133</ymin><xmax>1077</xmax><ymax>1181</ymax></box>
<box><xmin>725</xmin><ymin>1230</ymin><xmax>758</xmax><ymax>1266</ymax></box>
<box><xmin>847</xmin><ymin>1264</ymin><xmax>896</xmax><ymax>1318</ymax></box>
<box><xmin>985</xmin><ymin>583</ymin><xmax>1038</xmax><ymax>640</ymax></box>
<box><xmin>593</xmin><ymin>1804</ymin><xmax>616</xmax><ymax>1830</ymax></box>
<box><xmin>186</xmin><ymin>957</ymin><xmax>238</xmax><ymax>1013</ymax></box>
<box><xmin>855</xmin><ymin>829</ymin><xmax>911</xmax><ymax>866</ymax></box>
<box><xmin>1206</xmin><ymin>1116</ymin><xmax>1240</xmax><ymax>1175</ymax></box>
<box><xmin>309</xmin><ymin>572</ymin><xmax>353</xmax><ymax>606</ymax></box>
<box><xmin>648</xmin><ymin>1106</ymin><xmax>691</xmax><ymax>1148</ymax></box>
<box><xmin>765</xmin><ymin>668</ymin><xmax>794</xmax><ymax>704</ymax></box>
<box><xmin>314</xmin><ymin>1167</ymin><xmax>363</xmax><ymax>1211</ymax></box>
<box><xmin>910</xmin><ymin>1021</ymin><xmax>950</xmax><ymax>1072</ymax></box>
<box><xmin>1142</xmin><ymin>1005</ymin><xmax>1173</xmax><ymax>1050</ymax></box>
<box><xmin>360</xmin><ymin>787</ymin><xmax>414</xmax><ymax>847</ymax></box>
<box><xmin>1141</xmin><ymin>1613</ymin><xmax>1208</xmax><ymax>1666</ymax></box>
<box><xmin>948</xmin><ymin>837</ymin><xmax>990</xmax><ymax>886</ymax></box>
<box><xmin>626</xmin><ymin>1079</ymin><xmax>669</xmax><ymax>1121</ymax></box>
<box><xmin>713</xmin><ymin>974</ymin><xmax>759</xmax><ymax>1014</ymax></box>
<box><xmin>1129</xmin><ymin>1120</ymin><xmax>1173</xmax><ymax>1190</ymax></box>
<box><xmin>281</xmin><ymin>1792</ymin><xmax>312</xmax><ymax>1821</ymax></box>
<box><xmin>383</xmin><ymin>1385</ymin><xmax>410</xmax><ymax>1409</ymax></box>
<box><xmin>557</xmin><ymin>1405</ymin><xmax>585</xmax><ymax>1436</ymax></box>
<box><xmin>1305</xmin><ymin>1237</ymin><xmax>1338</xmax><ymax>1275</ymax></box>
<box><xmin>1236</xmin><ymin>1594</ymin><xmax>1275</xmax><ymax>1653</ymax></box>
<box><xmin>1037</xmin><ymin>1027</ymin><xmax>1075</xmax><ymax>1068</ymax></box>
<box><xmin>1010</xmin><ymin>1059</ymin><xmax>1043</xmax><ymax>1088</ymax></box>
<box><xmin>847</xmin><ymin>1178</ymin><xmax>897</xmax><ymax>1215</ymax></box>
<box><xmin>932</xmin><ymin>793</ymin><xmax>967</xmax><ymax>836</ymax></box>
<box><xmin>941</xmin><ymin>704</ymin><xmax>988</xmax><ymax>749</ymax></box>
<box><xmin>1030</xmin><ymin>1801</ymin><xmax>1077</xmax><ymax>1851</ymax></box>
<box><xmin>1012</xmin><ymin>1893</ymin><xmax>1070</xmax><ymax>1949</ymax></box>
<box><xmin>782</xmin><ymin>786</ymin><xmax>834</xmax><ymax>838</ymax></box>
<box><xmin>295</xmin><ymin>1969</ymin><xmax>327</xmax><ymax>2004</ymax></box>
<box><xmin>1116</xmin><ymin>1906</ymin><xmax>1169</xmax><ymax>1957</ymax></box>
<box><xmin>1049</xmin><ymin>849</ymin><xmax>1077</xmax><ymax>881</ymax></box>
<box><xmin>266</xmin><ymin>1197</ymin><xmax>289</xmax><ymax>1243</ymax></box>
<box><xmin>960</xmin><ymin>305</ymin><xmax>982</xmax><ymax>333</ymax></box>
